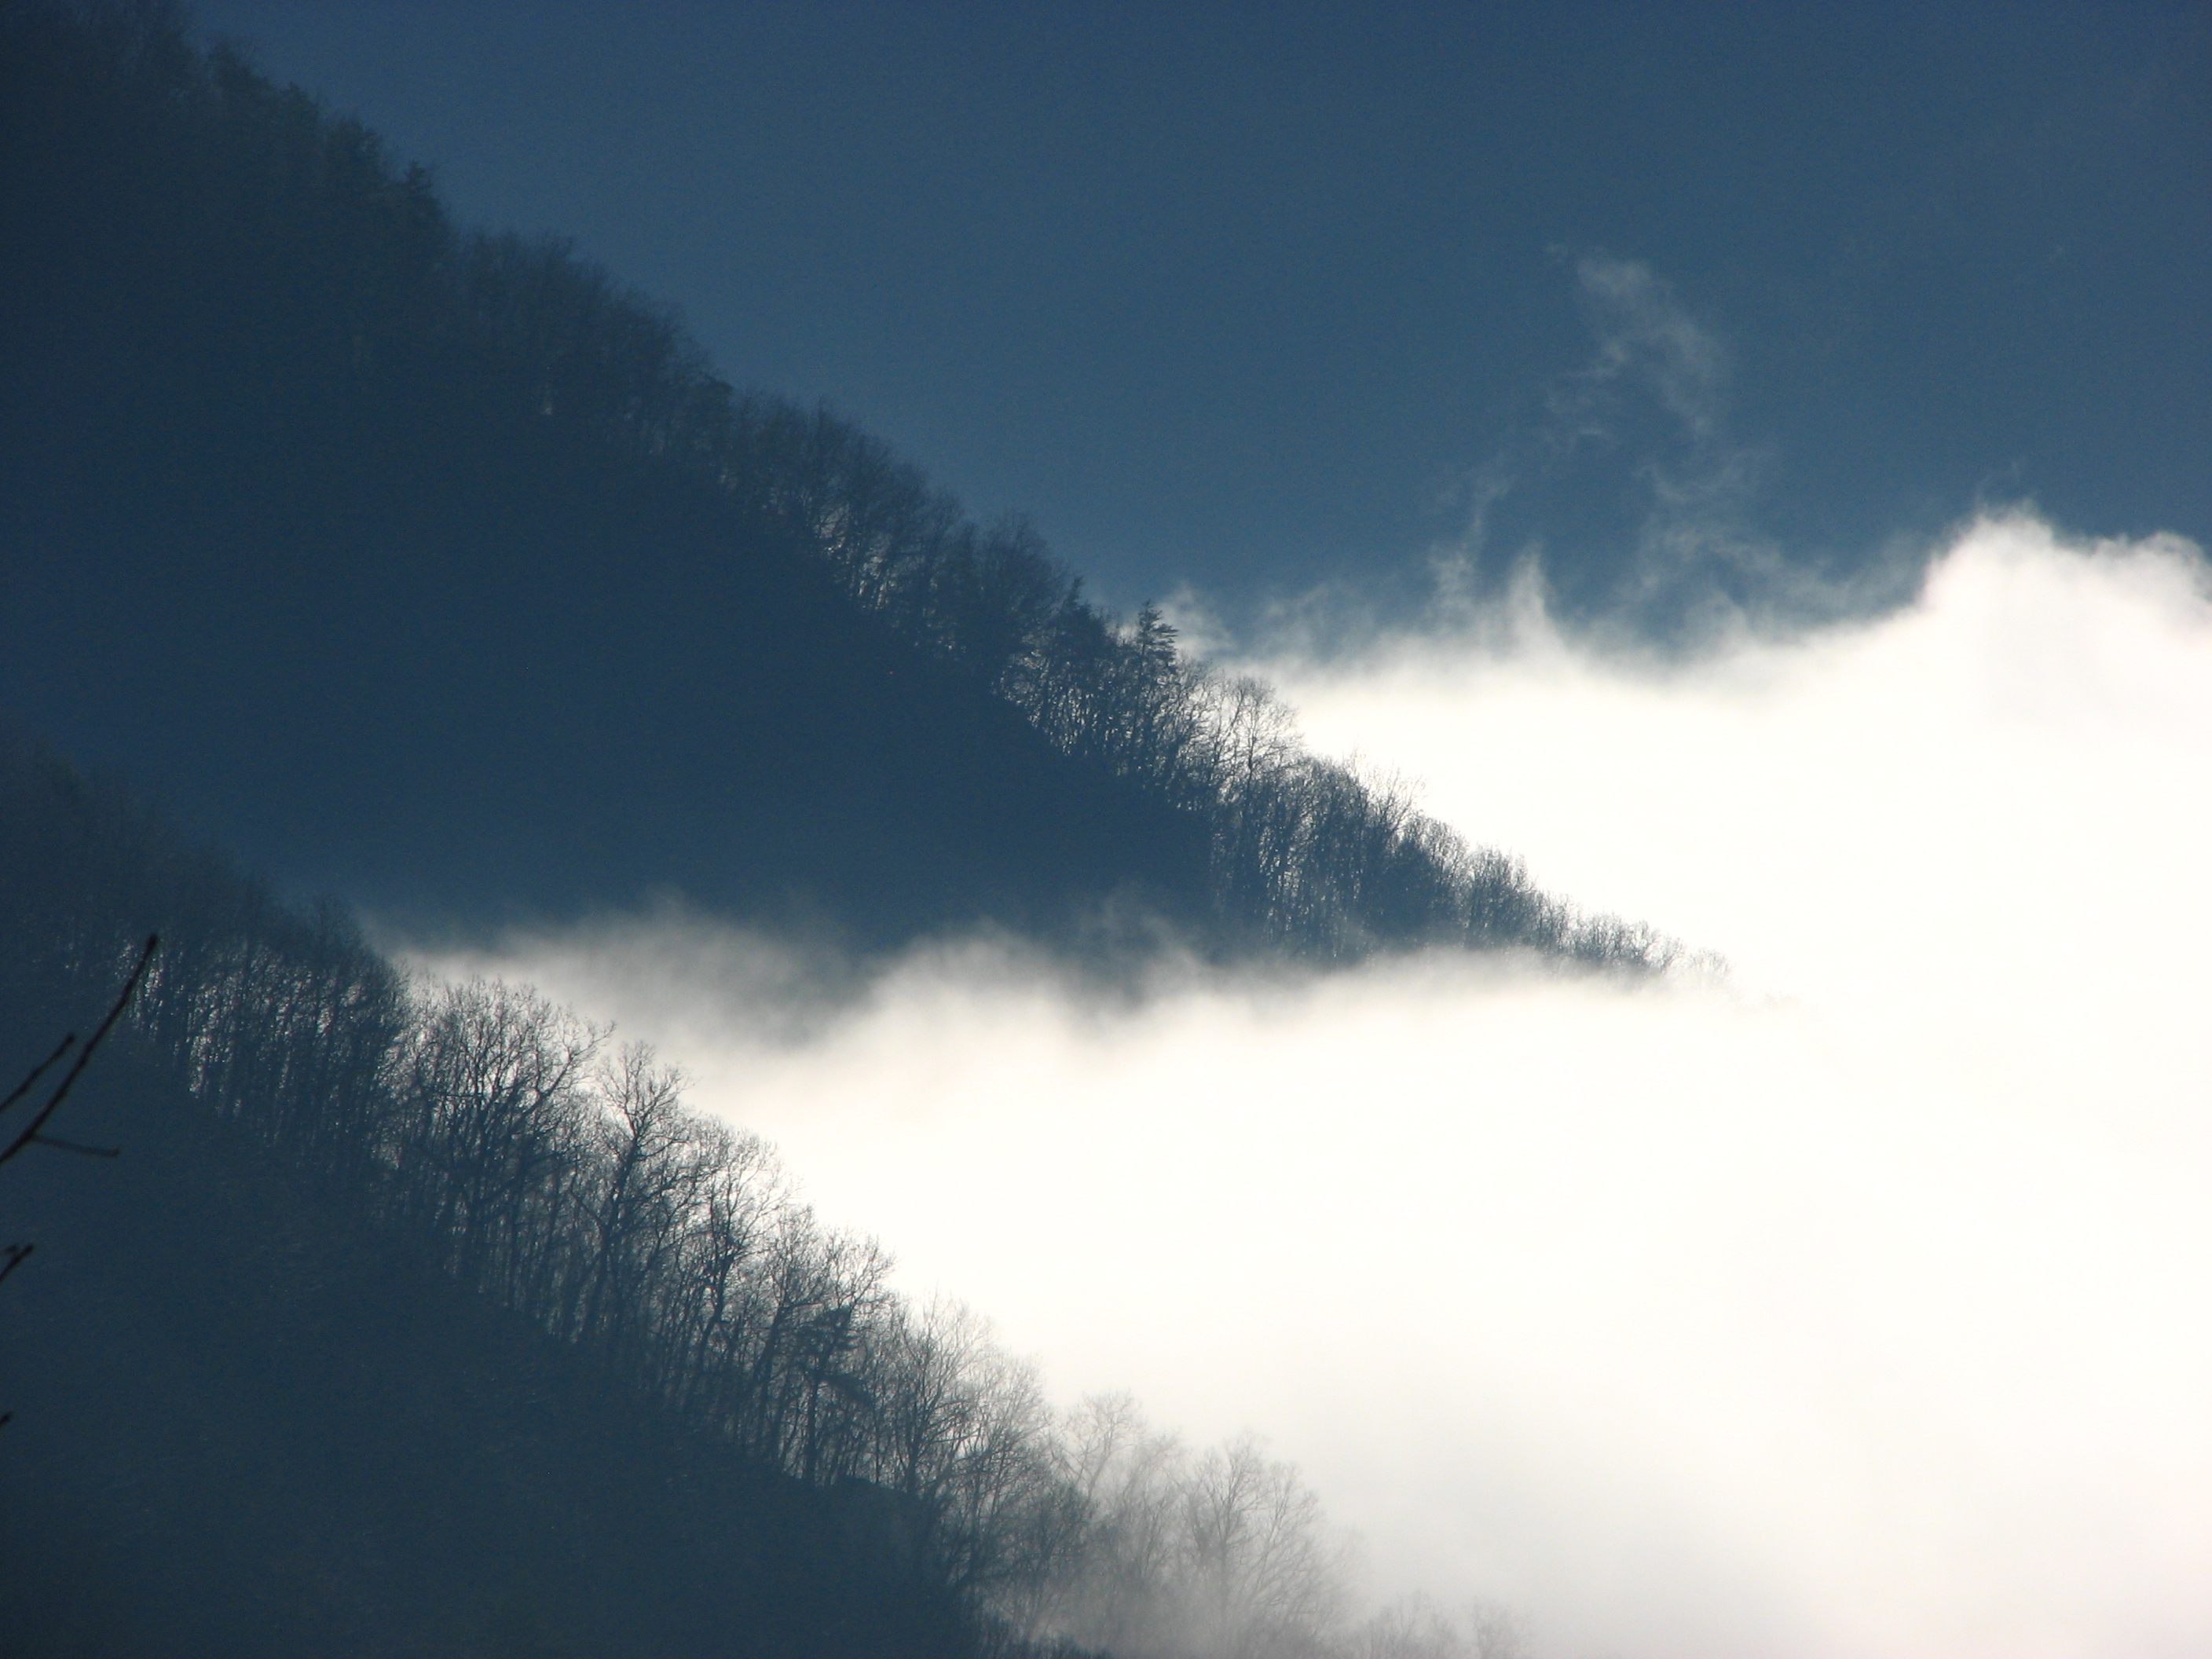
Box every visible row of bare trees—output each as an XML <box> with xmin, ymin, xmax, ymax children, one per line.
<box><xmin>712</xmin><ymin>401</ymin><xmax>1674</xmax><ymax>968</ymax></box>
<box><xmin>470</xmin><ymin>260</ymin><xmax>1675</xmax><ymax>964</ymax></box>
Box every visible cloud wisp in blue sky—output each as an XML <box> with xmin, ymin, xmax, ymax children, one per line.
<box><xmin>189</xmin><ymin>1</ymin><xmax>2212</xmax><ymax>618</ymax></box>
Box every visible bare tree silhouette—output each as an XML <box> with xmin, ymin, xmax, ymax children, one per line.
<box><xmin>1</xmin><ymin>932</ymin><xmax>157</xmax><ymax>1428</ymax></box>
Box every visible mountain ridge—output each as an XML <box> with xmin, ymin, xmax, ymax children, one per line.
<box><xmin>1</xmin><ymin>0</ymin><xmax>1672</xmax><ymax>972</ymax></box>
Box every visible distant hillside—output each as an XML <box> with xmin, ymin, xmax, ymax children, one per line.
<box><xmin>0</xmin><ymin>0</ymin><xmax>1668</xmax><ymax>969</ymax></box>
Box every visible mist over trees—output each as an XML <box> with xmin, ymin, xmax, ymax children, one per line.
<box><xmin>2</xmin><ymin>737</ymin><xmax>1525</xmax><ymax>1659</ymax></box>
<box><xmin>1</xmin><ymin>0</ymin><xmax>1672</xmax><ymax>972</ymax></box>
<box><xmin>0</xmin><ymin>6</ymin><xmax>1667</xmax><ymax>1649</ymax></box>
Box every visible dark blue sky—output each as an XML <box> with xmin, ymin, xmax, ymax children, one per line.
<box><xmin>190</xmin><ymin>0</ymin><xmax>2209</xmax><ymax>624</ymax></box>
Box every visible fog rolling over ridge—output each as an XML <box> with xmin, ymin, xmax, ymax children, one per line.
<box><xmin>5</xmin><ymin>6</ymin><xmax>2205</xmax><ymax>1650</ymax></box>
<box><xmin>430</xmin><ymin>513</ymin><xmax>2212</xmax><ymax>1659</ymax></box>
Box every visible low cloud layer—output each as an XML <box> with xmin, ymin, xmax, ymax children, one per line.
<box><xmin>420</xmin><ymin>514</ymin><xmax>2212</xmax><ymax>1658</ymax></box>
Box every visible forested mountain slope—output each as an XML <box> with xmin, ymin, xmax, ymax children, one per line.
<box><xmin>0</xmin><ymin>746</ymin><xmax>980</xmax><ymax>1654</ymax></box>
<box><xmin>0</xmin><ymin>0</ymin><xmax>1202</xmax><ymax>950</ymax></box>
<box><xmin>0</xmin><ymin>0</ymin><xmax>1668</xmax><ymax>969</ymax></box>
<box><xmin>1</xmin><ymin>737</ymin><xmax>1470</xmax><ymax>1659</ymax></box>
<box><xmin>2</xmin><ymin>1042</ymin><xmax>972</xmax><ymax>1657</ymax></box>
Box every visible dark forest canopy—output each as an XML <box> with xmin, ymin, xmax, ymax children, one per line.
<box><xmin>0</xmin><ymin>0</ymin><xmax>1675</xmax><ymax>972</ymax></box>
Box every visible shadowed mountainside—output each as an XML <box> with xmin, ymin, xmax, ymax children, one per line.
<box><xmin>0</xmin><ymin>0</ymin><xmax>1201</xmax><ymax>950</ymax></box>
<box><xmin>1</xmin><ymin>0</ymin><xmax>1672</xmax><ymax>971</ymax></box>
<box><xmin>0</xmin><ymin>756</ymin><xmax>979</xmax><ymax>1654</ymax></box>
<box><xmin>1</xmin><ymin>1056</ymin><xmax>975</xmax><ymax>1657</ymax></box>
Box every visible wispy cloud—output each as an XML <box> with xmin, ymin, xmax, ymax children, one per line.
<box><xmin>1481</xmin><ymin>252</ymin><xmax>1798</xmax><ymax>632</ymax></box>
<box><xmin>1407</xmin><ymin>254</ymin><xmax>1923</xmax><ymax>650</ymax></box>
<box><xmin>1559</xmin><ymin>253</ymin><xmax>1731</xmax><ymax>446</ymax></box>
<box><xmin>1197</xmin><ymin>254</ymin><xmax>1904</xmax><ymax>668</ymax></box>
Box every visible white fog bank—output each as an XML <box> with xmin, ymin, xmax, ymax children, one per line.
<box><xmin>423</xmin><ymin>515</ymin><xmax>2212</xmax><ymax>1659</ymax></box>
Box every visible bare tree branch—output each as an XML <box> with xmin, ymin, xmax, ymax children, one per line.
<box><xmin>0</xmin><ymin>933</ymin><xmax>158</xmax><ymax>1168</ymax></box>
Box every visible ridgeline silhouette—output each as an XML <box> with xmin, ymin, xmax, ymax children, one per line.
<box><xmin>1</xmin><ymin>0</ymin><xmax>1673</xmax><ymax>972</ymax></box>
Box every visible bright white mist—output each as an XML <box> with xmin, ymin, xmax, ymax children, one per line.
<box><xmin>424</xmin><ymin>514</ymin><xmax>2212</xmax><ymax>1659</ymax></box>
